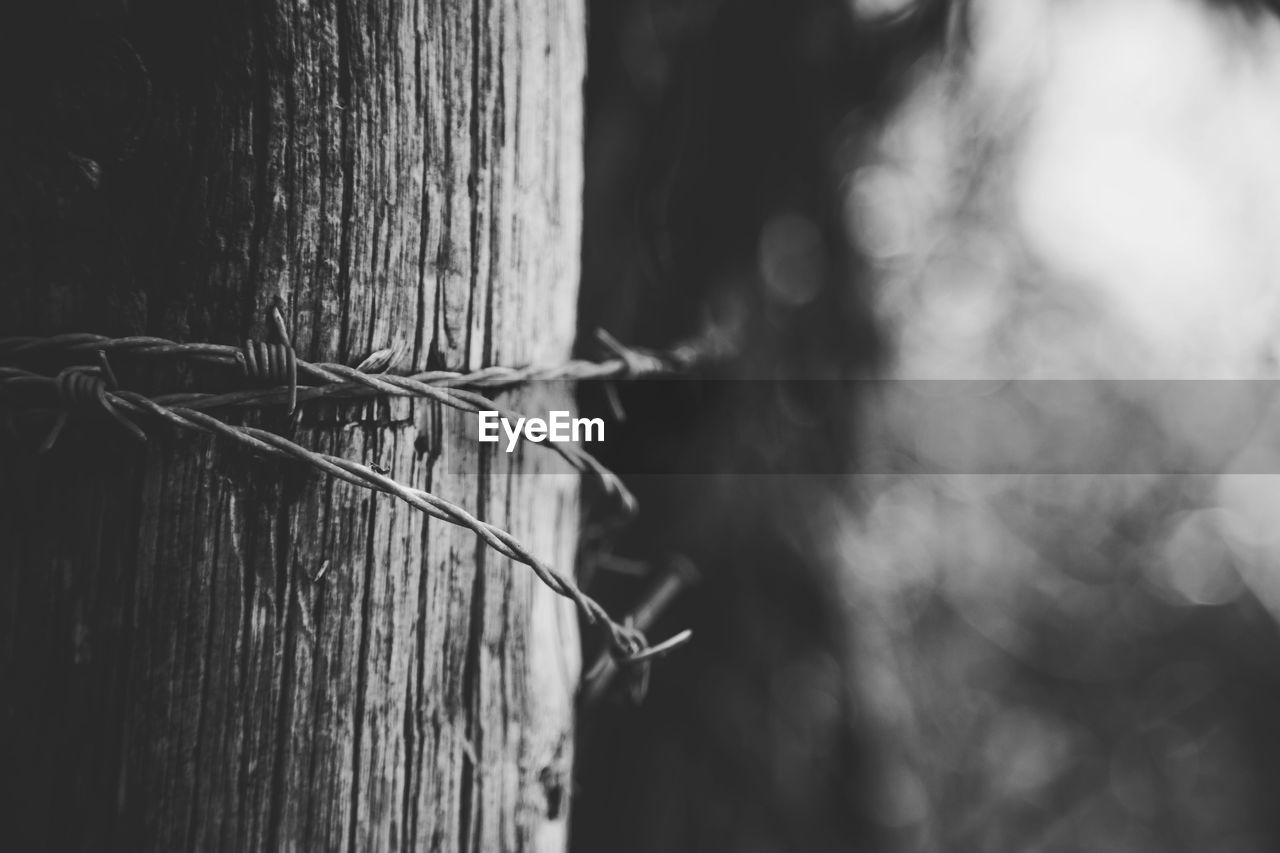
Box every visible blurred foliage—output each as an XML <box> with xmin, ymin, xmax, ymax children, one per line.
<box><xmin>574</xmin><ymin>1</ymin><xmax>1280</xmax><ymax>852</ymax></box>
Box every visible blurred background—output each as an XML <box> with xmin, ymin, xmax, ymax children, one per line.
<box><xmin>572</xmin><ymin>0</ymin><xmax>1280</xmax><ymax>851</ymax></box>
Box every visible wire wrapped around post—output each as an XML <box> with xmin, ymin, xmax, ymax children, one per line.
<box><xmin>0</xmin><ymin>326</ymin><xmax>704</xmax><ymax>679</ymax></box>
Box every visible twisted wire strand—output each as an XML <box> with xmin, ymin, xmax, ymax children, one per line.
<box><xmin>112</xmin><ymin>393</ymin><xmax>649</xmax><ymax>659</ymax></box>
<box><xmin>0</xmin><ymin>363</ymin><xmax>666</xmax><ymax>661</ymax></box>
<box><xmin>0</xmin><ymin>333</ymin><xmax>682</xmax><ymax>512</ymax></box>
<box><xmin>0</xmin><ymin>329</ymin><xmax>699</xmax><ymax>658</ymax></box>
<box><xmin>0</xmin><ymin>367</ymin><xmax>649</xmax><ymax>660</ymax></box>
<box><xmin>0</xmin><ymin>332</ymin><xmax>684</xmax><ymax>387</ymax></box>
<box><xmin>288</xmin><ymin>361</ymin><xmax>639</xmax><ymax>513</ymax></box>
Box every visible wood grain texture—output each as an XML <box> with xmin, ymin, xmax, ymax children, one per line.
<box><xmin>0</xmin><ymin>1</ymin><xmax>585</xmax><ymax>849</ymax></box>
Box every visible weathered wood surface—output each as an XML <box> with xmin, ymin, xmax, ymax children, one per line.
<box><xmin>0</xmin><ymin>1</ymin><xmax>585</xmax><ymax>849</ymax></box>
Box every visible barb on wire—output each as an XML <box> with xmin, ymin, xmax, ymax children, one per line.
<box><xmin>1</xmin><ymin>353</ymin><xmax>146</xmax><ymax>451</ymax></box>
<box><xmin>237</xmin><ymin>306</ymin><xmax>298</xmax><ymax>414</ymax></box>
<box><xmin>582</xmin><ymin>555</ymin><xmax>700</xmax><ymax>705</ymax></box>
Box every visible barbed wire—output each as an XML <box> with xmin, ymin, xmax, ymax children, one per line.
<box><xmin>0</xmin><ymin>326</ymin><xmax>697</xmax><ymax>513</ymax></box>
<box><xmin>0</xmin><ymin>326</ymin><xmax>691</xmax><ymax>389</ymax></box>
<box><xmin>0</xmin><ymin>327</ymin><xmax>702</xmax><ymax>669</ymax></box>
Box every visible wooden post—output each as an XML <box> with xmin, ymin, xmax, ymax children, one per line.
<box><xmin>0</xmin><ymin>1</ymin><xmax>585</xmax><ymax>849</ymax></box>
